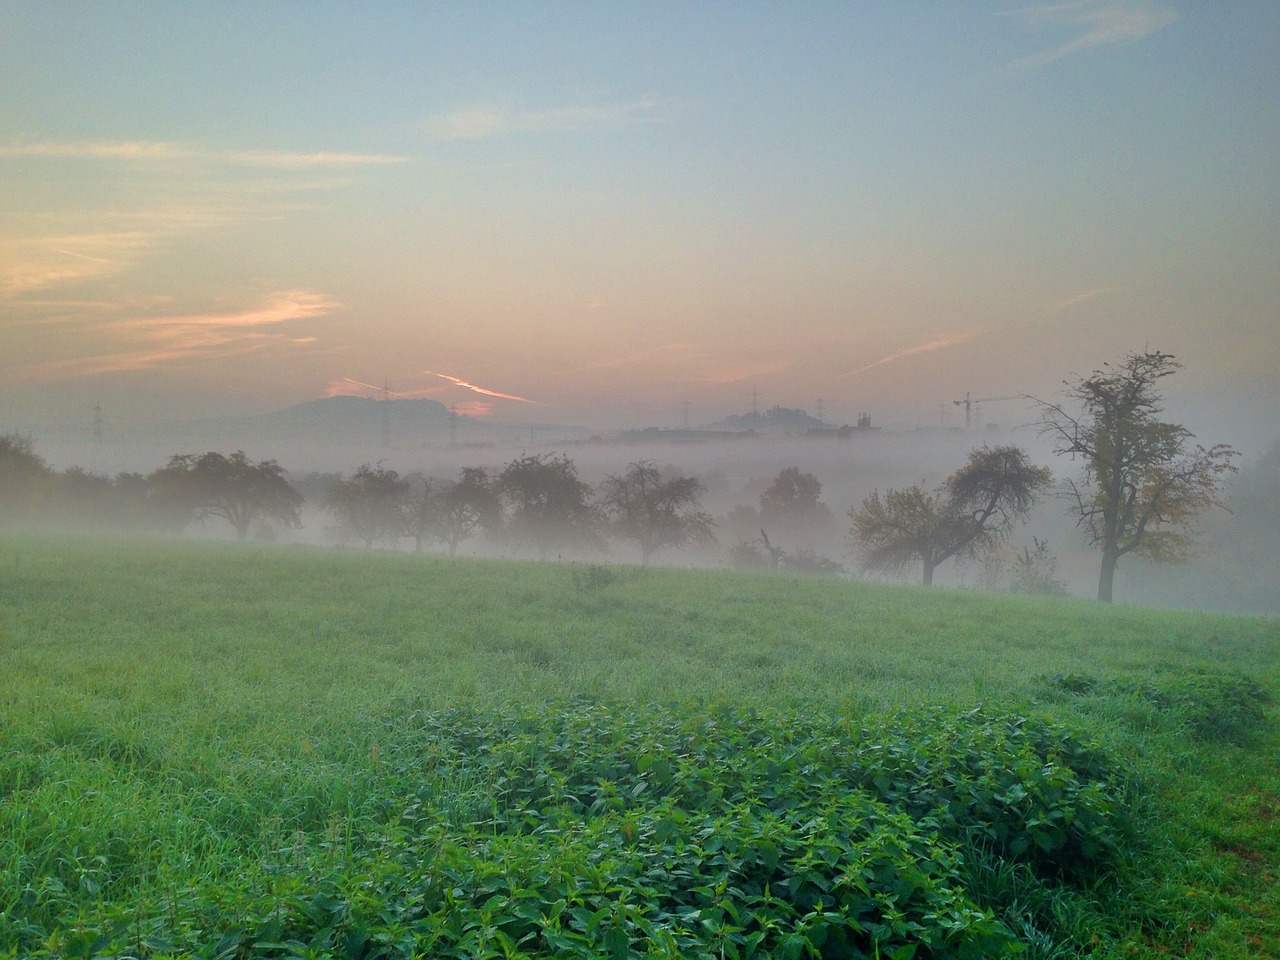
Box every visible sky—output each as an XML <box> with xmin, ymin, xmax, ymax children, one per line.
<box><xmin>2</xmin><ymin>2</ymin><xmax>1277</xmax><ymax>450</ymax></box>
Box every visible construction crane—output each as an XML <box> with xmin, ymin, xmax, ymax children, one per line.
<box><xmin>952</xmin><ymin>393</ymin><xmax>1024</xmax><ymax>430</ymax></box>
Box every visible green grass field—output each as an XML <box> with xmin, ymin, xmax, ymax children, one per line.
<box><xmin>2</xmin><ymin>534</ymin><xmax>1277</xmax><ymax>958</ymax></box>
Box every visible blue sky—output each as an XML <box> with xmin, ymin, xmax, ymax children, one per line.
<box><xmin>2</xmin><ymin>2</ymin><xmax>1276</xmax><ymax>448</ymax></box>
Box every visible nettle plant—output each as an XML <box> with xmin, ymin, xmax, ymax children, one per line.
<box><xmin>12</xmin><ymin>701</ymin><xmax>1134</xmax><ymax>960</ymax></box>
<box><xmin>274</xmin><ymin>703</ymin><xmax>1127</xmax><ymax>959</ymax></box>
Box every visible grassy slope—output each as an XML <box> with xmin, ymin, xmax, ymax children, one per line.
<box><xmin>1</xmin><ymin>533</ymin><xmax>1277</xmax><ymax>957</ymax></box>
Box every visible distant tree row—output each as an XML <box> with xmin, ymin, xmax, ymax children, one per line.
<box><xmin>322</xmin><ymin>455</ymin><xmax>714</xmax><ymax>565</ymax></box>
<box><xmin>0</xmin><ymin>351</ymin><xmax>1251</xmax><ymax>603</ymax></box>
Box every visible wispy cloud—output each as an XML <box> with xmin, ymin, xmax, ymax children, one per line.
<box><xmin>427</xmin><ymin>96</ymin><xmax>667</xmax><ymax>141</ymax></box>
<box><xmin>425</xmin><ymin>371</ymin><xmax>545</xmax><ymax>405</ymax></box>
<box><xmin>0</xmin><ymin>140</ymin><xmax>410</xmax><ymax>167</ymax></box>
<box><xmin>1</xmin><ymin>141</ymin><xmax>406</xmax><ymax>297</ymax></box>
<box><xmin>846</xmin><ymin>332</ymin><xmax>976</xmax><ymax>376</ymax></box>
<box><xmin>9</xmin><ymin>290</ymin><xmax>337</xmax><ymax>383</ymax></box>
<box><xmin>1048</xmin><ymin>286</ymin><xmax>1111</xmax><ymax>313</ymax></box>
<box><xmin>1</xmin><ymin>231</ymin><xmax>161</xmax><ymax>296</ymax></box>
<box><xmin>1004</xmin><ymin>0</ymin><xmax>1176</xmax><ymax>71</ymax></box>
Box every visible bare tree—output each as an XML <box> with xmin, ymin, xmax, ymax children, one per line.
<box><xmin>1036</xmin><ymin>350</ymin><xmax>1236</xmax><ymax>602</ymax></box>
<box><xmin>600</xmin><ymin>461</ymin><xmax>715</xmax><ymax>564</ymax></box>
<box><xmin>847</xmin><ymin>446</ymin><xmax>1052</xmax><ymax>587</ymax></box>
<box><xmin>758</xmin><ymin>529</ymin><xmax>787</xmax><ymax>572</ymax></box>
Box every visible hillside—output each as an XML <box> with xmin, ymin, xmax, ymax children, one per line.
<box><xmin>1</xmin><ymin>534</ymin><xmax>1277</xmax><ymax>957</ymax></box>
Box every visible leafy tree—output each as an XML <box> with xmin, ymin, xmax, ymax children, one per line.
<box><xmin>151</xmin><ymin>451</ymin><xmax>302</xmax><ymax>541</ymax></box>
<box><xmin>496</xmin><ymin>453</ymin><xmax>602</xmax><ymax>560</ymax></box>
<box><xmin>0</xmin><ymin>433</ymin><xmax>51</xmax><ymax>526</ymax></box>
<box><xmin>52</xmin><ymin>467</ymin><xmax>114</xmax><ymax>529</ymax></box>
<box><xmin>847</xmin><ymin>446</ymin><xmax>1052</xmax><ymax>587</ymax></box>
<box><xmin>759</xmin><ymin>467</ymin><xmax>836</xmax><ymax>548</ymax></box>
<box><xmin>434</xmin><ymin>467</ymin><xmax>501</xmax><ymax>557</ymax></box>
<box><xmin>600</xmin><ymin>461</ymin><xmax>715</xmax><ymax>564</ymax></box>
<box><xmin>405</xmin><ymin>467</ymin><xmax>500</xmax><ymax>557</ymax></box>
<box><xmin>323</xmin><ymin>462</ymin><xmax>408</xmax><ymax>548</ymax></box>
<box><xmin>722</xmin><ymin>468</ymin><xmax>836</xmax><ymax>558</ymax></box>
<box><xmin>1036</xmin><ymin>351</ymin><xmax>1236</xmax><ymax>602</ymax></box>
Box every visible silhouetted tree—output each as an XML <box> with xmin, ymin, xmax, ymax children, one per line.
<box><xmin>152</xmin><ymin>451</ymin><xmax>302</xmax><ymax>541</ymax></box>
<box><xmin>0</xmin><ymin>433</ymin><xmax>51</xmax><ymax>526</ymax></box>
<box><xmin>437</xmin><ymin>467</ymin><xmax>501</xmax><ymax>557</ymax></box>
<box><xmin>496</xmin><ymin>453</ymin><xmax>602</xmax><ymax>560</ymax></box>
<box><xmin>847</xmin><ymin>446</ymin><xmax>1052</xmax><ymax>586</ymax></box>
<box><xmin>760</xmin><ymin>467</ymin><xmax>834</xmax><ymax>533</ymax></box>
<box><xmin>1036</xmin><ymin>351</ymin><xmax>1236</xmax><ymax>602</ymax></box>
<box><xmin>601</xmin><ymin>461</ymin><xmax>715</xmax><ymax>564</ymax></box>
<box><xmin>323</xmin><ymin>463</ymin><xmax>407</xmax><ymax>548</ymax></box>
<box><xmin>723</xmin><ymin>467</ymin><xmax>836</xmax><ymax>556</ymax></box>
<box><xmin>52</xmin><ymin>467</ymin><xmax>114</xmax><ymax>529</ymax></box>
<box><xmin>402</xmin><ymin>473</ymin><xmax>440</xmax><ymax>554</ymax></box>
<box><xmin>406</xmin><ymin>467</ymin><xmax>500</xmax><ymax>556</ymax></box>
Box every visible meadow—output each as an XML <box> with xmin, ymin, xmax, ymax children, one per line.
<box><xmin>1</xmin><ymin>534</ymin><xmax>1277</xmax><ymax>958</ymax></box>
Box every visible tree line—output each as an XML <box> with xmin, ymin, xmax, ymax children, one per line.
<box><xmin>0</xmin><ymin>351</ymin><xmax>1253</xmax><ymax>603</ymax></box>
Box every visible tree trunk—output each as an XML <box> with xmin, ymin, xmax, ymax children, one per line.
<box><xmin>922</xmin><ymin>560</ymin><xmax>936</xmax><ymax>587</ymax></box>
<box><xmin>1097</xmin><ymin>550</ymin><xmax>1118</xmax><ymax>603</ymax></box>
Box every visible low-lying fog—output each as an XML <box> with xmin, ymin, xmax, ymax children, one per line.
<box><xmin>12</xmin><ymin>423</ymin><xmax>1280</xmax><ymax>617</ymax></box>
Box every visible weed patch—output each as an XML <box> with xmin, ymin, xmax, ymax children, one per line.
<box><xmin>1037</xmin><ymin>668</ymin><xmax>1269</xmax><ymax>742</ymax></box>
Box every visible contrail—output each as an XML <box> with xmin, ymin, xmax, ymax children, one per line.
<box><xmin>425</xmin><ymin>371</ymin><xmax>544</xmax><ymax>405</ymax></box>
<box><xmin>847</xmin><ymin>333</ymin><xmax>975</xmax><ymax>376</ymax></box>
<box><xmin>337</xmin><ymin>377</ymin><xmax>438</xmax><ymax>400</ymax></box>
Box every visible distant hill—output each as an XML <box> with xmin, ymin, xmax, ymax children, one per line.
<box><xmin>241</xmin><ymin>396</ymin><xmax>452</xmax><ymax>447</ymax></box>
<box><xmin>710</xmin><ymin>405</ymin><xmax>825</xmax><ymax>433</ymax></box>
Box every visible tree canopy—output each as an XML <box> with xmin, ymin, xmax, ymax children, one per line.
<box><xmin>496</xmin><ymin>453</ymin><xmax>602</xmax><ymax>560</ymax></box>
<box><xmin>0</xmin><ymin>433</ymin><xmax>51</xmax><ymax>526</ymax></box>
<box><xmin>759</xmin><ymin>467</ymin><xmax>835</xmax><ymax>546</ymax></box>
<box><xmin>600</xmin><ymin>461</ymin><xmax>715</xmax><ymax>564</ymax></box>
<box><xmin>1036</xmin><ymin>351</ymin><xmax>1236</xmax><ymax>602</ymax></box>
<box><xmin>151</xmin><ymin>451</ymin><xmax>302</xmax><ymax>541</ymax></box>
<box><xmin>322</xmin><ymin>463</ymin><xmax>408</xmax><ymax>549</ymax></box>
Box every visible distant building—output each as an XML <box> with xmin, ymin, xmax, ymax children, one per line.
<box><xmin>806</xmin><ymin>413</ymin><xmax>879</xmax><ymax>438</ymax></box>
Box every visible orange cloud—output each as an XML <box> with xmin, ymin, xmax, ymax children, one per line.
<box><xmin>9</xmin><ymin>290</ymin><xmax>337</xmax><ymax>384</ymax></box>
